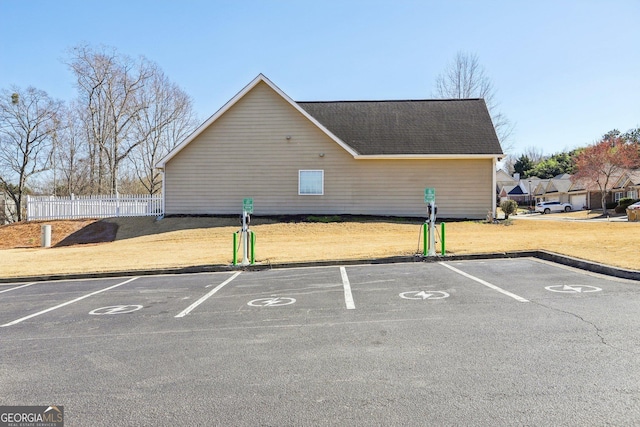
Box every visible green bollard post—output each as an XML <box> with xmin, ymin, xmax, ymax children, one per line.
<box><xmin>441</xmin><ymin>222</ymin><xmax>446</xmax><ymax>256</ymax></box>
<box><xmin>233</xmin><ymin>232</ymin><xmax>238</xmax><ymax>266</ymax></box>
<box><xmin>250</xmin><ymin>231</ymin><xmax>256</xmax><ymax>264</ymax></box>
<box><xmin>423</xmin><ymin>222</ymin><xmax>427</xmax><ymax>256</ymax></box>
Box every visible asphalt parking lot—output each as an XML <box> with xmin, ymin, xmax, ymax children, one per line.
<box><xmin>1</xmin><ymin>259</ymin><xmax>639</xmax><ymax>426</ymax></box>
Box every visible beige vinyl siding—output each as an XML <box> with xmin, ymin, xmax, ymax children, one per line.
<box><xmin>347</xmin><ymin>158</ymin><xmax>492</xmax><ymax>218</ymax></box>
<box><xmin>164</xmin><ymin>81</ymin><xmax>493</xmax><ymax>219</ymax></box>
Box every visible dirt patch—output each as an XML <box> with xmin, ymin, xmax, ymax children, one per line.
<box><xmin>0</xmin><ymin>219</ymin><xmax>98</xmax><ymax>249</ymax></box>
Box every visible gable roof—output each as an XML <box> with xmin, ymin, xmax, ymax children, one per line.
<box><xmin>507</xmin><ymin>184</ymin><xmax>525</xmax><ymax>195</ymax></box>
<box><xmin>553</xmin><ymin>173</ymin><xmax>572</xmax><ymax>180</ymax></box>
<box><xmin>298</xmin><ymin>99</ymin><xmax>502</xmax><ymax>156</ymax></box>
<box><xmin>568</xmin><ymin>179</ymin><xmax>587</xmax><ymax>192</ymax></box>
<box><xmin>157</xmin><ymin>74</ymin><xmax>357</xmax><ymax>168</ymax></box>
<box><xmin>496</xmin><ymin>169</ymin><xmax>516</xmax><ymax>185</ymax></box>
<box><xmin>613</xmin><ymin>169</ymin><xmax>640</xmax><ymax>188</ymax></box>
<box><xmin>157</xmin><ymin>74</ymin><xmax>502</xmax><ymax>168</ymax></box>
<box><xmin>547</xmin><ymin>177</ymin><xmax>573</xmax><ymax>193</ymax></box>
<box><xmin>533</xmin><ymin>180</ymin><xmax>550</xmax><ymax>195</ymax></box>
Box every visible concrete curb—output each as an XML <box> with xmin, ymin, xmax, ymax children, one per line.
<box><xmin>1</xmin><ymin>250</ymin><xmax>638</xmax><ymax>283</ymax></box>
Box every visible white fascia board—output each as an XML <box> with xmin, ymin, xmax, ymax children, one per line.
<box><xmin>492</xmin><ymin>157</ymin><xmax>497</xmax><ymax>219</ymax></box>
<box><xmin>353</xmin><ymin>154</ymin><xmax>502</xmax><ymax>160</ymax></box>
<box><xmin>568</xmin><ymin>187</ymin><xmax>588</xmax><ymax>194</ymax></box>
<box><xmin>156</xmin><ymin>74</ymin><xmax>358</xmax><ymax>169</ymax></box>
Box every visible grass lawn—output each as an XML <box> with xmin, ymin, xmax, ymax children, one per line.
<box><xmin>0</xmin><ymin>214</ymin><xmax>638</xmax><ymax>279</ymax></box>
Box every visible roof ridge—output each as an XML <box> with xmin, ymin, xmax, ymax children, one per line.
<box><xmin>296</xmin><ymin>98</ymin><xmax>484</xmax><ymax>104</ymax></box>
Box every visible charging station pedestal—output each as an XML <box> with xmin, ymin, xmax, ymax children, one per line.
<box><xmin>424</xmin><ymin>188</ymin><xmax>437</xmax><ymax>257</ymax></box>
<box><xmin>240</xmin><ymin>198</ymin><xmax>254</xmax><ymax>266</ymax></box>
<box><xmin>240</xmin><ymin>211</ymin><xmax>250</xmax><ymax>266</ymax></box>
<box><xmin>427</xmin><ymin>202</ymin><xmax>437</xmax><ymax>256</ymax></box>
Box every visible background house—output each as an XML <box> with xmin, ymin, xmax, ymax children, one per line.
<box><xmin>499</xmin><ymin>183</ymin><xmax>527</xmax><ymax>205</ymax></box>
<box><xmin>497</xmin><ymin>165</ymin><xmax>640</xmax><ymax>212</ymax></box>
<box><xmin>530</xmin><ymin>174</ymin><xmax>589</xmax><ymax>210</ymax></box>
<box><xmin>537</xmin><ymin>174</ymin><xmax>572</xmax><ymax>203</ymax></box>
<box><xmin>514</xmin><ymin>171</ymin><xmax>640</xmax><ymax>211</ymax></box>
<box><xmin>567</xmin><ymin>180</ymin><xmax>590</xmax><ymax>210</ymax></box>
<box><xmin>157</xmin><ymin>75</ymin><xmax>503</xmax><ymax>219</ymax></box>
<box><xmin>496</xmin><ymin>169</ymin><xmax>516</xmax><ymax>189</ymax></box>
<box><xmin>613</xmin><ymin>170</ymin><xmax>640</xmax><ymax>203</ymax></box>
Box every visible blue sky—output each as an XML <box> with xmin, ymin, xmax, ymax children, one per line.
<box><xmin>1</xmin><ymin>0</ymin><xmax>638</xmax><ymax>157</ymax></box>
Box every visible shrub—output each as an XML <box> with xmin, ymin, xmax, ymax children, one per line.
<box><xmin>500</xmin><ymin>200</ymin><xmax>519</xmax><ymax>219</ymax></box>
<box><xmin>618</xmin><ymin>197</ymin><xmax>635</xmax><ymax>206</ymax></box>
<box><xmin>615</xmin><ymin>198</ymin><xmax>640</xmax><ymax>213</ymax></box>
<box><xmin>606</xmin><ymin>201</ymin><xmax>618</xmax><ymax>210</ymax></box>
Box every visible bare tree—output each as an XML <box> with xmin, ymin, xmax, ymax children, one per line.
<box><xmin>435</xmin><ymin>51</ymin><xmax>492</xmax><ymax>99</ymax></box>
<box><xmin>68</xmin><ymin>45</ymin><xmax>153</xmax><ymax>195</ymax></box>
<box><xmin>521</xmin><ymin>145</ymin><xmax>545</xmax><ymax>165</ymax></box>
<box><xmin>0</xmin><ymin>86</ymin><xmax>63</xmax><ymax>221</ymax></box>
<box><xmin>53</xmin><ymin>103</ymin><xmax>92</xmax><ymax>195</ymax></box>
<box><xmin>433</xmin><ymin>51</ymin><xmax>514</xmax><ymax>151</ymax></box>
<box><xmin>129</xmin><ymin>66</ymin><xmax>198</xmax><ymax>195</ymax></box>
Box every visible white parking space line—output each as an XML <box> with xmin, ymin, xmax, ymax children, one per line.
<box><xmin>0</xmin><ymin>277</ymin><xmax>140</xmax><ymax>327</ymax></box>
<box><xmin>438</xmin><ymin>262</ymin><xmax>530</xmax><ymax>303</ymax></box>
<box><xmin>175</xmin><ymin>272</ymin><xmax>241</xmax><ymax>318</ymax></box>
<box><xmin>340</xmin><ymin>267</ymin><xmax>356</xmax><ymax>310</ymax></box>
<box><xmin>0</xmin><ymin>282</ymin><xmax>37</xmax><ymax>294</ymax></box>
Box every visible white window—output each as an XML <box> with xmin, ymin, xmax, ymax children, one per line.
<box><xmin>299</xmin><ymin>170</ymin><xmax>324</xmax><ymax>195</ymax></box>
<box><xmin>614</xmin><ymin>192</ymin><xmax>623</xmax><ymax>202</ymax></box>
<box><xmin>628</xmin><ymin>190</ymin><xmax>638</xmax><ymax>199</ymax></box>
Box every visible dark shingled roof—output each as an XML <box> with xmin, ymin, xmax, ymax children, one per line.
<box><xmin>297</xmin><ymin>99</ymin><xmax>502</xmax><ymax>156</ymax></box>
<box><xmin>508</xmin><ymin>185</ymin><xmax>525</xmax><ymax>195</ymax></box>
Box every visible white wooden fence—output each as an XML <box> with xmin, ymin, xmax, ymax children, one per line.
<box><xmin>26</xmin><ymin>194</ymin><xmax>163</xmax><ymax>221</ymax></box>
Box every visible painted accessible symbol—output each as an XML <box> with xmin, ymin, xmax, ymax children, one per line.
<box><xmin>399</xmin><ymin>291</ymin><xmax>450</xmax><ymax>300</ymax></box>
<box><xmin>247</xmin><ymin>297</ymin><xmax>296</xmax><ymax>307</ymax></box>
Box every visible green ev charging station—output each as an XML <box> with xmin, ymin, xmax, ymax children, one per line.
<box><xmin>424</xmin><ymin>188</ymin><xmax>437</xmax><ymax>256</ymax></box>
<box><xmin>233</xmin><ymin>198</ymin><xmax>255</xmax><ymax>266</ymax></box>
<box><xmin>423</xmin><ymin>188</ymin><xmax>445</xmax><ymax>257</ymax></box>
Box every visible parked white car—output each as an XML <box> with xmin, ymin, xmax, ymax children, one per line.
<box><xmin>535</xmin><ymin>201</ymin><xmax>572</xmax><ymax>214</ymax></box>
<box><xmin>627</xmin><ymin>201</ymin><xmax>640</xmax><ymax>210</ymax></box>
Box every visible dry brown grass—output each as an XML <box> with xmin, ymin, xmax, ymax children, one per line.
<box><xmin>0</xmin><ymin>214</ymin><xmax>638</xmax><ymax>279</ymax></box>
